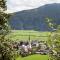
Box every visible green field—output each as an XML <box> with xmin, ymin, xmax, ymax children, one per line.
<box><xmin>6</xmin><ymin>30</ymin><xmax>50</xmax><ymax>60</ymax></box>
<box><xmin>16</xmin><ymin>55</ymin><xmax>49</xmax><ymax>60</ymax></box>
<box><xmin>6</xmin><ymin>30</ymin><xmax>50</xmax><ymax>41</ymax></box>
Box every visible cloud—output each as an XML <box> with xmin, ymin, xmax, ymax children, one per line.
<box><xmin>6</xmin><ymin>0</ymin><xmax>60</xmax><ymax>13</ymax></box>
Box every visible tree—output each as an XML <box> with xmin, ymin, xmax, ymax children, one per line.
<box><xmin>45</xmin><ymin>18</ymin><xmax>57</xmax><ymax>31</ymax></box>
<box><xmin>45</xmin><ymin>18</ymin><xmax>60</xmax><ymax>60</ymax></box>
<box><xmin>0</xmin><ymin>0</ymin><xmax>17</xmax><ymax>60</ymax></box>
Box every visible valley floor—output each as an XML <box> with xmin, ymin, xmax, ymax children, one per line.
<box><xmin>6</xmin><ymin>30</ymin><xmax>50</xmax><ymax>60</ymax></box>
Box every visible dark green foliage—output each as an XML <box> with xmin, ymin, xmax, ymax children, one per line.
<box><xmin>0</xmin><ymin>0</ymin><xmax>6</xmax><ymax>10</ymax></box>
<box><xmin>0</xmin><ymin>0</ymin><xmax>17</xmax><ymax>60</ymax></box>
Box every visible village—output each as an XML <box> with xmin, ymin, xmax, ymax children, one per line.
<box><xmin>12</xmin><ymin>40</ymin><xmax>50</xmax><ymax>57</ymax></box>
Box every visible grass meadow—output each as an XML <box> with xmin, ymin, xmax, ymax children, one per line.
<box><xmin>6</xmin><ymin>30</ymin><xmax>50</xmax><ymax>41</ymax></box>
<box><xmin>16</xmin><ymin>55</ymin><xmax>49</xmax><ymax>60</ymax></box>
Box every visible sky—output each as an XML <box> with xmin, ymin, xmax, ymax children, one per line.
<box><xmin>6</xmin><ymin>0</ymin><xmax>60</xmax><ymax>13</ymax></box>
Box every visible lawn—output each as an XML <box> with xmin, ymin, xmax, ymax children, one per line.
<box><xmin>16</xmin><ymin>55</ymin><xmax>49</xmax><ymax>60</ymax></box>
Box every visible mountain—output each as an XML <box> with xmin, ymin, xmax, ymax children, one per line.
<box><xmin>9</xmin><ymin>3</ymin><xmax>60</xmax><ymax>31</ymax></box>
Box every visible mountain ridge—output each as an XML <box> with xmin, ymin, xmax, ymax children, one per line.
<box><xmin>9</xmin><ymin>3</ymin><xmax>60</xmax><ymax>31</ymax></box>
